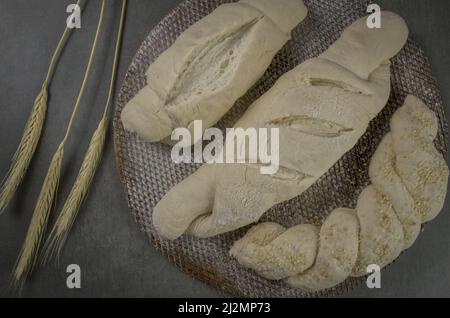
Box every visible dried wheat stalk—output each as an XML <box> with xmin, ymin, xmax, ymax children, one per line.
<box><xmin>42</xmin><ymin>0</ymin><xmax>128</xmax><ymax>264</ymax></box>
<box><xmin>11</xmin><ymin>0</ymin><xmax>106</xmax><ymax>288</ymax></box>
<box><xmin>0</xmin><ymin>0</ymin><xmax>81</xmax><ymax>214</ymax></box>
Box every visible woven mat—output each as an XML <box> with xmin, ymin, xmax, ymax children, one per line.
<box><xmin>112</xmin><ymin>0</ymin><xmax>448</xmax><ymax>297</ymax></box>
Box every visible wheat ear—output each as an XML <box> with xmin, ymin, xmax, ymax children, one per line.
<box><xmin>11</xmin><ymin>144</ymin><xmax>64</xmax><ymax>291</ymax></box>
<box><xmin>41</xmin><ymin>118</ymin><xmax>107</xmax><ymax>264</ymax></box>
<box><xmin>11</xmin><ymin>0</ymin><xmax>106</xmax><ymax>288</ymax></box>
<box><xmin>0</xmin><ymin>86</ymin><xmax>48</xmax><ymax>215</ymax></box>
<box><xmin>42</xmin><ymin>0</ymin><xmax>128</xmax><ymax>264</ymax></box>
<box><xmin>0</xmin><ymin>0</ymin><xmax>79</xmax><ymax>214</ymax></box>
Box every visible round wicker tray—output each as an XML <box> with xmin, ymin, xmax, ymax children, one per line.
<box><xmin>112</xmin><ymin>0</ymin><xmax>448</xmax><ymax>297</ymax></box>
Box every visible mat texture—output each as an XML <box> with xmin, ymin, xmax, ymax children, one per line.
<box><xmin>112</xmin><ymin>0</ymin><xmax>448</xmax><ymax>297</ymax></box>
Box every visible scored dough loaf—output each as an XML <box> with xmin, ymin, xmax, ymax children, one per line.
<box><xmin>153</xmin><ymin>12</ymin><xmax>409</xmax><ymax>240</ymax></box>
<box><xmin>230</xmin><ymin>95</ymin><xmax>449</xmax><ymax>291</ymax></box>
<box><xmin>121</xmin><ymin>0</ymin><xmax>308</xmax><ymax>144</ymax></box>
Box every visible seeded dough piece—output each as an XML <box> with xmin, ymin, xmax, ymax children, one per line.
<box><xmin>286</xmin><ymin>209</ymin><xmax>359</xmax><ymax>291</ymax></box>
<box><xmin>351</xmin><ymin>185</ymin><xmax>404</xmax><ymax>277</ymax></box>
<box><xmin>390</xmin><ymin>95</ymin><xmax>449</xmax><ymax>223</ymax></box>
<box><xmin>230</xmin><ymin>95</ymin><xmax>449</xmax><ymax>291</ymax></box>
<box><xmin>121</xmin><ymin>0</ymin><xmax>308</xmax><ymax>144</ymax></box>
<box><xmin>369</xmin><ymin>133</ymin><xmax>421</xmax><ymax>249</ymax></box>
<box><xmin>230</xmin><ymin>222</ymin><xmax>318</xmax><ymax>280</ymax></box>
<box><xmin>152</xmin><ymin>12</ymin><xmax>408</xmax><ymax>240</ymax></box>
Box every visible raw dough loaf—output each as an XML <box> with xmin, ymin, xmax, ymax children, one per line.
<box><xmin>121</xmin><ymin>0</ymin><xmax>308</xmax><ymax>143</ymax></box>
<box><xmin>153</xmin><ymin>12</ymin><xmax>408</xmax><ymax>240</ymax></box>
<box><xmin>231</xmin><ymin>95</ymin><xmax>449</xmax><ymax>291</ymax></box>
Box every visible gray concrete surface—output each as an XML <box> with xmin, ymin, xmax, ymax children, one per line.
<box><xmin>0</xmin><ymin>0</ymin><xmax>449</xmax><ymax>297</ymax></box>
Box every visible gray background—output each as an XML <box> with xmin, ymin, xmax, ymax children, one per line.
<box><xmin>0</xmin><ymin>0</ymin><xmax>449</xmax><ymax>297</ymax></box>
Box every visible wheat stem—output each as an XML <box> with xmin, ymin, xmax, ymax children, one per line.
<box><xmin>44</xmin><ymin>0</ymin><xmax>82</xmax><ymax>84</ymax></box>
<box><xmin>0</xmin><ymin>0</ymin><xmax>81</xmax><ymax>214</ymax></box>
<box><xmin>62</xmin><ymin>1</ymin><xmax>106</xmax><ymax>143</ymax></box>
<box><xmin>11</xmin><ymin>0</ymin><xmax>106</xmax><ymax>288</ymax></box>
<box><xmin>42</xmin><ymin>0</ymin><xmax>128</xmax><ymax>264</ymax></box>
<box><xmin>103</xmin><ymin>0</ymin><xmax>128</xmax><ymax>117</ymax></box>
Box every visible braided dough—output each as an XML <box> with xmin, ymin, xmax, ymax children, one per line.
<box><xmin>230</xmin><ymin>223</ymin><xmax>318</xmax><ymax>280</ymax></box>
<box><xmin>121</xmin><ymin>0</ymin><xmax>307</xmax><ymax>144</ymax></box>
<box><xmin>153</xmin><ymin>12</ymin><xmax>408</xmax><ymax>240</ymax></box>
<box><xmin>231</xmin><ymin>95</ymin><xmax>449</xmax><ymax>291</ymax></box>
<box><xmin>286</xmin><ymin>208</ymin><xmax>359</xmax><ymax>291</ymax></box>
